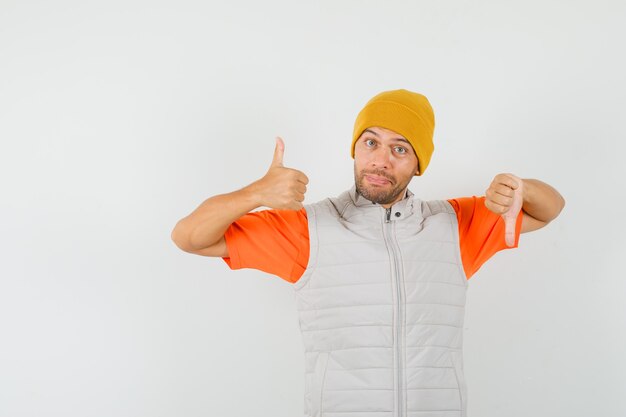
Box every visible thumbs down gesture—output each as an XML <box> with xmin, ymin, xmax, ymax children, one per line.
<box><xmin>485</xmin><ymin>173</ymin><xmax>524</xmax><ymax>247</ymax></box>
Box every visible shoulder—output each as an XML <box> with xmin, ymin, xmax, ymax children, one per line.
<box><xmin>447</xmin><ymin>196</ymin><xmax>485</xmax><ymax>214</ymax></box>
<box><xmin>421</xmin><ymin>199</ymin><xmax>456</xmax><ymax>217</ymax></box>
<box><xmin>223</xmin><ymin>207</ymin><xmax>310</xmax><ymax>283</ymax></box>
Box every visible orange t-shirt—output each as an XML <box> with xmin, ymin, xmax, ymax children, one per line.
<box><xmin>222</xmin><ymin>196</ymin><xmax>523</xmax><ymax>283</ymax></box>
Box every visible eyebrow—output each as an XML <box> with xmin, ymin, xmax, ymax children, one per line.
<box><xmin>363</xmin><ymin>128</ymin><xmax>411</xmax><ymax>145</ymax></box>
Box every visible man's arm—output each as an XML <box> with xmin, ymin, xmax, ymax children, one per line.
<box><xmin>485</xmin><ymin>174</ymin><xmax>565</xmax><ymax>244</ymax></box>
<box><xmin>170</xmin><ymin>137</ymin><xmax>309</xmax><ymax>257</ymax></box>
<box><xmin>516</xmin><ymin>178</ymin><xmax>566</xmax><ymax>233</ymax></box>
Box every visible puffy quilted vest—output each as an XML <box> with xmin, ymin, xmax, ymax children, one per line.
<box><xmin>294</xmin><ymin>186</ymin><xmax>468</xmax><ymax>417</ymax></box>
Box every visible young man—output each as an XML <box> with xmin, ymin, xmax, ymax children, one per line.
<box><xmin>171</xmin><ymin>89</ymin><xmax>565</xmax><ymax>417</ymax></box>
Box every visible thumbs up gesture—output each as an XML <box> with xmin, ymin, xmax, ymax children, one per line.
<box><xmin>484</xmin><ymin>173</ymin><xmax>524</xmax><ymax>247</ymax></box>
<box><xmin>248</xmin><ymin>137</ymin><xmax>309</xmax><ymax>210</ymax></box>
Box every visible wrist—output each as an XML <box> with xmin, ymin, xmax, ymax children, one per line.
<box><xmin>239</xmin><ymin>180</ymin><xmax>266</xmax><ymax>209</ymax></box>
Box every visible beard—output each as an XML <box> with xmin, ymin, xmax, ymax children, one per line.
<box><xmin>354</xmin><ymin>167</ymin><xmax>412</xmax><ymax>205</ymax></box>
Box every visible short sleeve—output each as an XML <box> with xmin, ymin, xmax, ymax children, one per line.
<box><xmin>222</xmin><ymin>208</ymin><xmax>309</xmax><ymax>283</ymax></box>
<box><xmin>448</xmin><ymin>196</ymin><xmax>523</xmax><ymax>279</ymax></box>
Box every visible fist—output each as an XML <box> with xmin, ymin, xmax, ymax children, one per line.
<box><xmin>250</xmin><ymin>137</ymin><xmax>309</xmax><ymax>210</ymax></box>
<box><xmin>485</xmin><ymin>173</ymin><xmax>524</xmax><ymax>247</ymax></box>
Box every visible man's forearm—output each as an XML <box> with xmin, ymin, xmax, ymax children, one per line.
<box><xmin>171</xmin><ymin>186</ymin><xmax>261</xmax><ymax>252</ymax></box>
<box><xmin>521</xmin><ymin>178</ymin><xmax>565</xmax><ymax>224</ymax></box>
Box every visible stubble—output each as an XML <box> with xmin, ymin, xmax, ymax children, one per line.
<box><xmin>354</xmin><ymin>167</ymin><xmax>412</xmax><ymax>205</ymax></box>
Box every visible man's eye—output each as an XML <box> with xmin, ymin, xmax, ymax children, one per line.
<box><xmin>394</xmin><ymin>146</ymin><xmax>407</xmax><ymax>154</ymax></box>
<box><xmin>365</xmin><ymin>139</ymin><xmax>376</xmax><ymax>146</ymax></box>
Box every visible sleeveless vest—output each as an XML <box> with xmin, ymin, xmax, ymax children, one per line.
<box><xmin>294</xmin><ymin>186</ymin><xmax>468</xmax><ymax>417</ymax></box>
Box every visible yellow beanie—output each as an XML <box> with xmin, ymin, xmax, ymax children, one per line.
<box><xmin>351</xmin><ymin>89</ymin><xmax>435</xmax><ymax>176</ymax></box>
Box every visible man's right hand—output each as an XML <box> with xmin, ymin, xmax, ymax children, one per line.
<box><xmin>247</xmin><ymin>137</ymin><xmax>309</xmax><ymax>210</ymax></box>
<box><xmin>171</xmin><ymin>137</ymin><xmax>309</xmax><ymax>256</ymax></box>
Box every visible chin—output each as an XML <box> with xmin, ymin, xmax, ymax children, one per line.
<box><xmin>357</xmin><ymin>184</ymin><xmax>397</xmax><ymax>205</ymax></box>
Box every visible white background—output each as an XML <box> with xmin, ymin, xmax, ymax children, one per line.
<box><xmin>1</xmin><ymin>1</ymin><xmax>625</xmax><ymax>416</ymax></box>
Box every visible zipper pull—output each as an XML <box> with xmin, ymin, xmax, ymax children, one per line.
<box><xmin>385</xmin><ymin>207</ymin><xmax>391</xmax><ymax>223</ymax></box>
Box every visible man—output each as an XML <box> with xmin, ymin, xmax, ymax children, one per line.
<box><xmin>171</xmin><ymin>89</ymin><xmax>565</xmax><ymax>417</ymax></box>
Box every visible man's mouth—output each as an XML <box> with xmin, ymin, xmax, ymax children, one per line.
<box><xmin>364</xmin><ymin>174</ymin><xmax>392</xmax><ymax>185</ymax></box>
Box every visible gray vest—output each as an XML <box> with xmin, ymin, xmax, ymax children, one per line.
<box><xmin>294</xmin><ymin>186</ymin><xmax>468</xmax><ymax>417</ymax></box>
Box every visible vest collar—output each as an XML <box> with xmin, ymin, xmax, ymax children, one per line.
<box><xmin>347</xmin><ymin>184</ymin><xmax>419</xmax><ymax>222</ymax></box>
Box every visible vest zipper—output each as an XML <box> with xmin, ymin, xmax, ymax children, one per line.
<box><xmin>383</xmin><ymin>206</ymin><xmax>403</xmax><ymax>417</ymax></box>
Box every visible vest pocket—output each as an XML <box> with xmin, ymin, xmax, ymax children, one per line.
<box><xmin>310</xmin><ymin>351</ymin><xmax>329</xmax><ymax>417</ymax></box>
<box><xmin>450</xmin><ymin>351</ymin><xmax>468</xmax><ymax>417</ymax></box>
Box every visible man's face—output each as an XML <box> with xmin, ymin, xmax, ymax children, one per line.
<box><xmin>353</xmin><ymin>126</ymin><xmax>419</xmax><ymax>207</ymax></box>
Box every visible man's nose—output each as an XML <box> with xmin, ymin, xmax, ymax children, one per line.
<box><xmin>371</xmin><ymin>146</ymin><xmax>392</xmax><ymax>168</ymax></box>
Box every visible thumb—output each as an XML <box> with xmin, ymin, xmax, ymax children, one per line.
<box><xmin>271</xmin><ymin>136</ymin><xmax>285</xmax><ymax>167</ymax></box>
<box><xmin>503</xmin><ymin>175</ymin><xmax>524</xmax><ymax>247</ymax></box>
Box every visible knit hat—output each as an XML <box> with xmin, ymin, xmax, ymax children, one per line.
<box><xmin>351</xmin><ymin>89</ymin><xmax>435</xmax><ymax>176</ymax></box>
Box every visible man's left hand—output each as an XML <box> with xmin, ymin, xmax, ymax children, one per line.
<box><xmin>485</xmin><ymin>173</ymin><xmax>524</xmax><ymax>247</ymax></box>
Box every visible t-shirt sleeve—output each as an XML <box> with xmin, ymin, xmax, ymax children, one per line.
<box><xmin>447</xmin><ymin>196</ymin><xmax>523</xmax><ymax>280</ymax></box>
<box><xmin>221</xmin><ymin>208</ymin><xmax>309</xmax><ymax>284</ymax></box>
